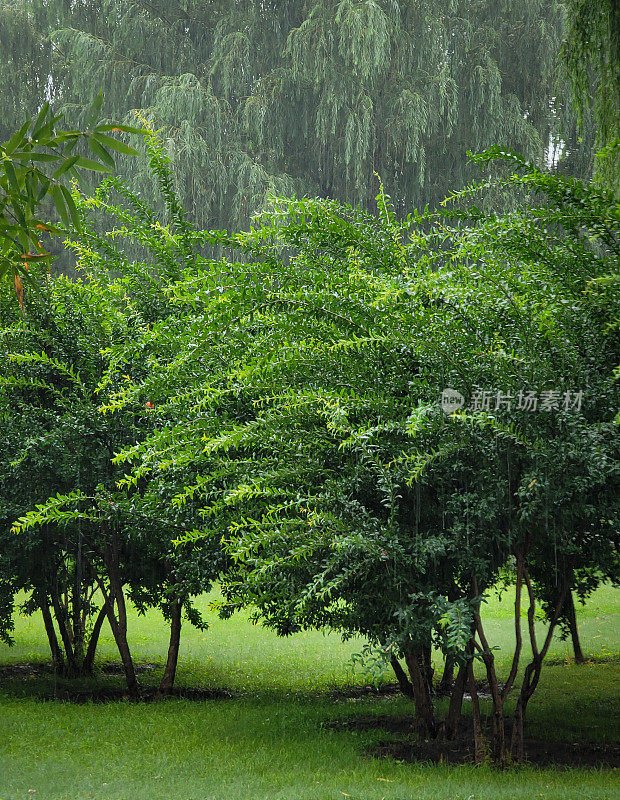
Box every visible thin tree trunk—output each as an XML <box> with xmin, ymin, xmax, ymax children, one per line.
<box><xmin>100</xmin><ymin>526</ymin><xmax>140</xmax><ymax>698</ymax></box>
<box><xmin>40</xmin><ymin>599</ymin><xmax>64</xmax><ymax>673</ymax></box>
<box><xmin>50</xmin><ymin>583</ymin><xmax>78</xmax><ymax>676</ymax></box>
<box><xmin>467</xmin><ymin>658</ymin><xmax>485</xmax><ymax>764</ymax></box>
<box><xmin>474</xmin><ymin>630</ymin><xmax>506</xmax><ymax>766</ymax></box>
<box><xmin>501</xmin><ymin>548</ymin><xmax>525</xmax><ymax>701</ymax></box>
<box><xmin>439</xmin><ymin>653</ymin><xmax>455</xmax><ymax>694</ymax></box>
<box><xmin>566</xmin><ymin>590</ymin><xmax>585</xmax><ymax>664</ymax></box>
<box><xmin>101</xmin><ymin>588</ymin><xmax>139</xmax><ymax>698</ymax></box>
<box><xmin>443</xmin><ymin>637</ymin><xmax>475</xmax><ymax>740</ymax></box>
<box><xmin>473</xmin><ymin>579</ymin><xmax>506</xmax><ymax>766</ymax></box>
<box><xmin>157</xmin><ymin>600</ymin><xmax>183</xmax><ymax>697</ymax></box>
<box><xmin>422</xmin><ymin>643</ymin><xmax>434</xmax><ymax>696</ymax></box>
<box><xmin>72</xmin><ymin>530</ymin><xmax>84</xmax><ymax>669</ymax></box>
<box><xmin>83</xmin><ymin>601</ymin><xmax>109</xmax><ymax>674</ymax></box>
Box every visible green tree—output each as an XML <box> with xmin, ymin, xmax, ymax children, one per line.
<box><xmin>1</xmin><ymin>133</ymin><xmax>224</xmax><ymax>694</ymax></box>
<box><xmin>562</xmin><ymin>0</ymin><xmax>620</xmax><ymax>194</ymax></box>
<box><xmin>6</xmin><ymin>0</ymin><xmax>578</xmax><ymax>230</ymax></box>
<box><xmin>104</xmin><ymin>152</ymin><xmax>618</xmax><ymax>762</ymax></box>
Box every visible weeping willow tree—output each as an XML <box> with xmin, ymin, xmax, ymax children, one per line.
<box><xmin>4</xmin><ymin>0</ymin><xmax>578</xmax><ymax>227</ymax></box>
<box><xmin>562</xmin><ymin>0</ymin><xmax>620</xmax><ymax>195</ymax></box>
<box><xmin>0</xmin><ymin>1</ymin><xmax>52</xmax><ymax>141</ymax></box>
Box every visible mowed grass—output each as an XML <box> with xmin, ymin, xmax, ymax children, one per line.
<box><xmin>0</xmin><ymin>585</ymin><xmax>618</xmax><ymax>800</ymax></box>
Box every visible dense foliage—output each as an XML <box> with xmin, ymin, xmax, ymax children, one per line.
<box><xmin>0</xmin><ymin>137</ymin><xmax>225</xmax><ymax>692</ymax></box>
<box><xmin>562</xmin><ymin>0</ymin><xmax>620</xmax><ymax>194</ymax></box>
<box><xmin>1</xmin><ymin>4</ymin><xmax>618</xmax><ymax>768</ymax></box>
<box><xmin>30</xmin><ymin>148</ymin><xmax>613</xmax><ymax>762</ymax></box>
<box><xmin>2</xmin><ymin>0</ymin><xmax>582</xmax><ymax>229</ymax></box>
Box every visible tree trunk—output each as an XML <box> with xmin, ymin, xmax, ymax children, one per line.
<box><xmin>390</xmin><ymin>655</ymin><xmax>415</xmax><ymax>699</ymax></box>
<box><xmin>404</xmin><ymin>644</ymin><xmax>437</xmax><ymax>739</ymax></box>
<box><xmin>72</xmin><ymin>531</ymin><xmax>85</xmax><ymax>669</ymax></box>
<box><xmin>103</xmin><ymin>593</ymin><xmax>139</xmax><ymax>698</ymax></box>
<box><xmin>83</xmin><ymin>601</ymin><xmax>109</xmax><ymax>674</ymax></box>
<box><xmin>510</xmin><ymin>660</ymin><xmax>534</xmax><ymax>762</ymax></box>
<box><xmin>473</xmin><ymin>587</ymin><xmax>506</xmax><ymax>766</ymax></box>
<box><xmin>50</xmin><ymin>583</ymin><xmax>79</xmax><ymax>676</ymax></box>
<box><xmin>40</xmin><ymin>599</ymin><xmax>64</xmax><ymax>673</ymax></box>
<box><xmin>510</xmin><ymin>571</ymin><xmax>568</xmax><ymax>761</ymax></box>
<box><xmin>467</xmin><ymin>658</ymin><xmax>485</xmax><ymax>763</ymax></box>
<box><xmin>422</xmin><ymin>643</ymin><xmax>434</xmax><ymax>696</ymax></box>
<box><xmin>443</xmin><ymin>638</ymin><xmax>475</xmax><ymax>740</ymax></box>
<box><xmin>101</xmin><ymin>527</ymin><xmax>140</xmax><ymax>698</ymax></box>
<box><xmin>566</xmin><ymin>591</ymin><xmax>585</xmax><ymax>664</ymax></box>
<box><xmin>157</xmin><ymin>600</ymin><xmax>183</xmax><ymax>697</ymax></box>
<box><xmin>439</xmin><ymin>653</ymin><xmax>455</xmax><ymax>694</ymax></box>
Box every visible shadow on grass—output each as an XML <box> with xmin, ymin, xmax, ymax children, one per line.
<box><xmin>0</xmin><ymin>661</ymin><xmax>403</xmax><ymax>704</ymax></box>
<box><xmin>324</xmin><ymin>714</ymin><xmax>620</xmax><ymax>768</ymax></box>
<box><xmin>0</xmin><ymin>661</ymin><xmax>238</xmax><ymax>703</ymax></box>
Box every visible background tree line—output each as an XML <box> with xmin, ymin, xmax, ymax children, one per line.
<box><xmin>0</xmin><ymin>0</ymin><xmax>597</xmax><ymax>238</ymax></box>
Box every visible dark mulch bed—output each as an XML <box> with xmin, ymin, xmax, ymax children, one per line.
<box><xmin>324</xmin><ymin>714</ymin><xmax>620</xmax><ymax>768</ymax></box>
<box><xmin>0</xmin><ymin>661</ymin><xmax>158</xmax><ymax>678</ymax></box>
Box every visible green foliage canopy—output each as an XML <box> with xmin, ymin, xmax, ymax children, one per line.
<box><xmin>93</xmin><ymin>150</ymin><xmax>619</xmax><ymax>757</ymax></box>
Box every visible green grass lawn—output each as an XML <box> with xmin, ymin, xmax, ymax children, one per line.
<box><xmin>0</xmin><ymin>585</ymin><xmax>618</xmax><ymax>800</ymax></box>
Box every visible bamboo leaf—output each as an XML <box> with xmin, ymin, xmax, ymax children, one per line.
<box><xmin>92</xmin><ymin>133</ymin><xmax>140</xmax><ymax>156</ymax></box>
<box><xmin>75</xmin><ymin>155</ymin><xmax>114</xmax><ymax>173</ymax></box>
<box><xmin>60</xmin><ymin>185</ymin><xmax>82</xmax><ymax>231</ymax></box>
<box><xmin>87</xmin><ymin>137</ymin><xmax>116</xmax><ymax>168</ymax></box>
<box><xmin>53</xmin><ymin>154</ymin><xmax>80</xmax><ymax>179</ymax></box>
<box><xmin>50</xmin><ymin>184</ymin><xmax>69</xmax><ymax>227</ymax></box>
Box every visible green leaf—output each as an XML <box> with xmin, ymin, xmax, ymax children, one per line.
<box><xmin>4</xmin><ymin>119</ymin><xmax>31</xmax><ymax>155</ymax></box>
<box><xmin>88</xmin><ymin>137</ymin><xmax>116</xmax><ymax>168</ymax></box>
<box><xmin>62</xmin><ymin>136</ymin><xmax>81</xmax><ymax>156</ymax></box>
<box><xmin>95</xmin><ymin>124</ymin><xmax>146</xmax><ymax>135</ymax></box>
<box><xmin>85</xmin><ymin>91</ymin><xmax>103</xmax><ymax>128</ymax></box>
<box><xmin>31</xmin><ymin>102</ymin><xmax>50</xmax><ymax>138</ymax></box>
<box><xmin>60</xmin><ymin>185</ymin><xmax>81</xmax><ymax>231</ymax></box>
<box><xmin>76</xmin><ymin>155</ymin><xmax>114</xmax><ymax>173</ymax></box>
<box><xmin>53</xmin><ymin>155</ymin><xmax>80</xmax><ymax>179</ymax></box>
<box><xmin>10</xmin><ymin>152</ymin><xmax>61</xmax><ymax>163</ymax></box>
<box><xmin>93</xmin><ymin>132</ymin><xmax>140</xmax><ymax>156</ymax></box>
<box><xmin>50</xmin><ymin>184</ymin><xmax>69</xmax><ymax>227</ymax></box>
<box><xmin>3</xmin><ymin>159</ymin><xmax>20</xmax><ymax>192</ymax></box>
<box><xmin>37</xmin><ymin>177</ymin><xmax>51</xmax><ymax>202</ymax></box>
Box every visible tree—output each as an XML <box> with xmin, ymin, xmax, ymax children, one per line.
<box><xmin>562</xmin><ymin>0</ymin><xmax>620</xmax><ymax>194</ymax></box>
<box><xmin>5</xmin><ymin>0</ymin><xmax>579</xmax><ymax>232</ymax></box>
<box><xmin>106</xmin><ymin>151</ymin><xmax>619</xmax><ymax>762</ymax></box>
<box><xmin>1</xmin><ymin>131</ymin><xmax>224</xmax><ymax>694</ymax></box>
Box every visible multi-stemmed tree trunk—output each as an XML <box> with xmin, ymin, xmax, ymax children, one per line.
<box><xmin>39</xmin><ymin>595</ymin><xmax>64</xmax><ymax>673</ymax></box>
<box><xmin>41</xmin><ymin>592</ymin><xmax>108</xmax><ymax>677</ymax></box>
<box><xmin>388</xmin><ymin>552</ymin><xmax>572</xmax><ymax>767</ymax></box>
